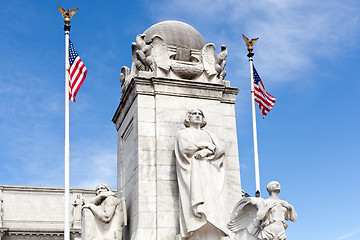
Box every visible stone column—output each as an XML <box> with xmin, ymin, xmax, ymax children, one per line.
<box><xmin>113</xmin><ymin>77</ymin><xmax>242</xmax><ymax>240</ymax></box>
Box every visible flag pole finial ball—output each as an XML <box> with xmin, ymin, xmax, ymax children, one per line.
<box><xmin>64</xmin><ymin>18</ymin><xmax>71</xmax><ymax>26</ymax></box>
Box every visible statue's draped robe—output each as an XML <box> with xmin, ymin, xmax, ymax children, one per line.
<box><xmin>175</xmin><ymin>128</ymin><xmax>230</xmax><ymax>239</ymax></box>
<box><xmin>82</xmin><ymin>196</ymin><xmax>124</xmax><ymax>240</ymax></box>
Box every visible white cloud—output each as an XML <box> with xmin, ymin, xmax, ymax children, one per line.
<box><xmin>335</xmin><ymin>227</ymin><xmax>360</xmax><ymax>240</ymax></box>
<box><xmin>70</xmin><ymin>141</ymin><xmax>118</xmax><ymax>190</ymax></box>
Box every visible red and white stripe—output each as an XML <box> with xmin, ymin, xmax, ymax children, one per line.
<box><xmin>69</xmin><ymin>56</ymin><xmax>87</xmax><ymax>102</ymax></box>
<box><xmin>254</xmin><ymin>80</ymin><xmax>277</xmax><ymax>118</ymax></box>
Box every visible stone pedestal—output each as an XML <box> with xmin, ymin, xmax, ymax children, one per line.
<box><xmin>112</xmin><ymin>77</ymin><xmax>242</xmax><ymax>240</ymax></box>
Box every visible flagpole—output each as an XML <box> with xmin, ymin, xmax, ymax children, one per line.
<box><xmin>58</xmin><ymin>5</ymin><xmax>78</xmax><ymax>240</ymax></box>
<box><xmin>248</xmin><ymin>52</ymin><xmax>261</xmax><ymax>197</ymax></box>
<box><xmin>64</xmin><ymin>23</ymin><xmax>70</xmax><ymax>240</ymax></box>
<box><xmin>243</xmin><ymin>35</ymin><xmax>278</xmax><ymax>197</ymax></box>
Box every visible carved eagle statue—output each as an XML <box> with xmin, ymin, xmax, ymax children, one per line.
<box><xmin>201</xmin><ymin>43</ymin><xmax>228</xmax><ymax>80</ymax></box>
<box><xmin>57</xmin><ymin>5</ymin><xmax>78</xmax><ymax>19</ymax></box>
<box><xmin>132</xmin><ymin>34</ymin><xmax>155</xmax><ymax>72</ymax></box>
<box><xmin>242</xmin><ymin>34</ymin><xmax>259</xmax><ymax>54</ymax></box>
<box><xmin>215</xmin><ymin>45</ymin><xmax>227</xmax><ymax>79</ymax></box>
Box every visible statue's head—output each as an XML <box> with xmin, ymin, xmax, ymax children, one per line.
<box><xmin>95</xmin><ymin>184</ymin><xmax>112</xmax><ymax>196</ymax></box>
<box><xmin>266</xmin><ymin>181</ymin><xmax>281</xmax><ymax>195</ymax></box>
<box><xmin>184</xmin><ymin>109</ymin><xmax>207</xmax><ymax>128</ymax></box>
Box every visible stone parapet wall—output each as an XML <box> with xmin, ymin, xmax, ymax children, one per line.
<box><xmin>0</xmin><ymin>185</ymin><xmax>95</xmax><ymax>240</ymax></box>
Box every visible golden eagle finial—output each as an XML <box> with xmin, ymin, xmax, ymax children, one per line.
<box><xmin>57</xmin><ymin>5</ymin><xmax>78</xmax><ymax>25</ymax></box>
<box><xmin>242</xmin><ymin>34</ymin><xmax>259</xmax><ymax>54</ymax></box>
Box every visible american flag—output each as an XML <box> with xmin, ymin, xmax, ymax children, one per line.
<box><xmin>68</xmin><ymin>40</ymin><xmax>87</xmax><ymax>102</ymax></box>
<box><xmin>253</xmin><ymin>65</ymin><xmax>277</xmax><ymax>118</ymax></box>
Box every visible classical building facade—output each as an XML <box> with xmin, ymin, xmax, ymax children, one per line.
<box><xmin>0</xmin><ymin>185</ymin><xmax>95</xmax><ymax>240</ymax></box>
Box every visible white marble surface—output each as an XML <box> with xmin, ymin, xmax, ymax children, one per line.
<box><xmin>114</xmin><ymin>76</ymin><xmax>241</xmax><ymax>240</ymax></box>
<box><xmin>82</xmin><ymin>185</ymin><xmax>126</xmax><ymax>240</ymax></box>
<box><xmin>228</xmin><ymin>181</ymin><xmax>297</xmax><ymax>240</ymax></box>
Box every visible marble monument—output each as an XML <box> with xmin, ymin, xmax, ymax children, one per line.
<box><xmin>0</xmin><ymin>21</ymin><xmax>297</xmax><ymax>240</ymax></box>
<box><xmin>113</xmin><ymin>20</ymin><xmax>242</xmax><ymax>239</ymax></box>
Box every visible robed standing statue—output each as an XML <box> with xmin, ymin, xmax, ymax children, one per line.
<box><xmin>175</xmin><ymin>109</ymin><xmax>230</xmax><ymax>240</ymax></box>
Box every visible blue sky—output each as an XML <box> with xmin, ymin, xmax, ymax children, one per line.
<box><xmin>1</xmin><ymin>0</ymin><xmax>359</xmax><ymax>239</ymax></box>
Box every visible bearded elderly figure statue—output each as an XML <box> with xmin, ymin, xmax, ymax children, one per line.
<box><xmin>228</xmin><ymin>181</ymin><xmax>297</xmax><ymax>240</ymax></box>
<box><xmin>175</xmin><ymin>109</ymin><xmax>230</xmax><ymax>240</ymax></box>
<box><xmin>82</xmin><ymin>184</ymin><xmax>126</xmax><ymax>240</ymax></box>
